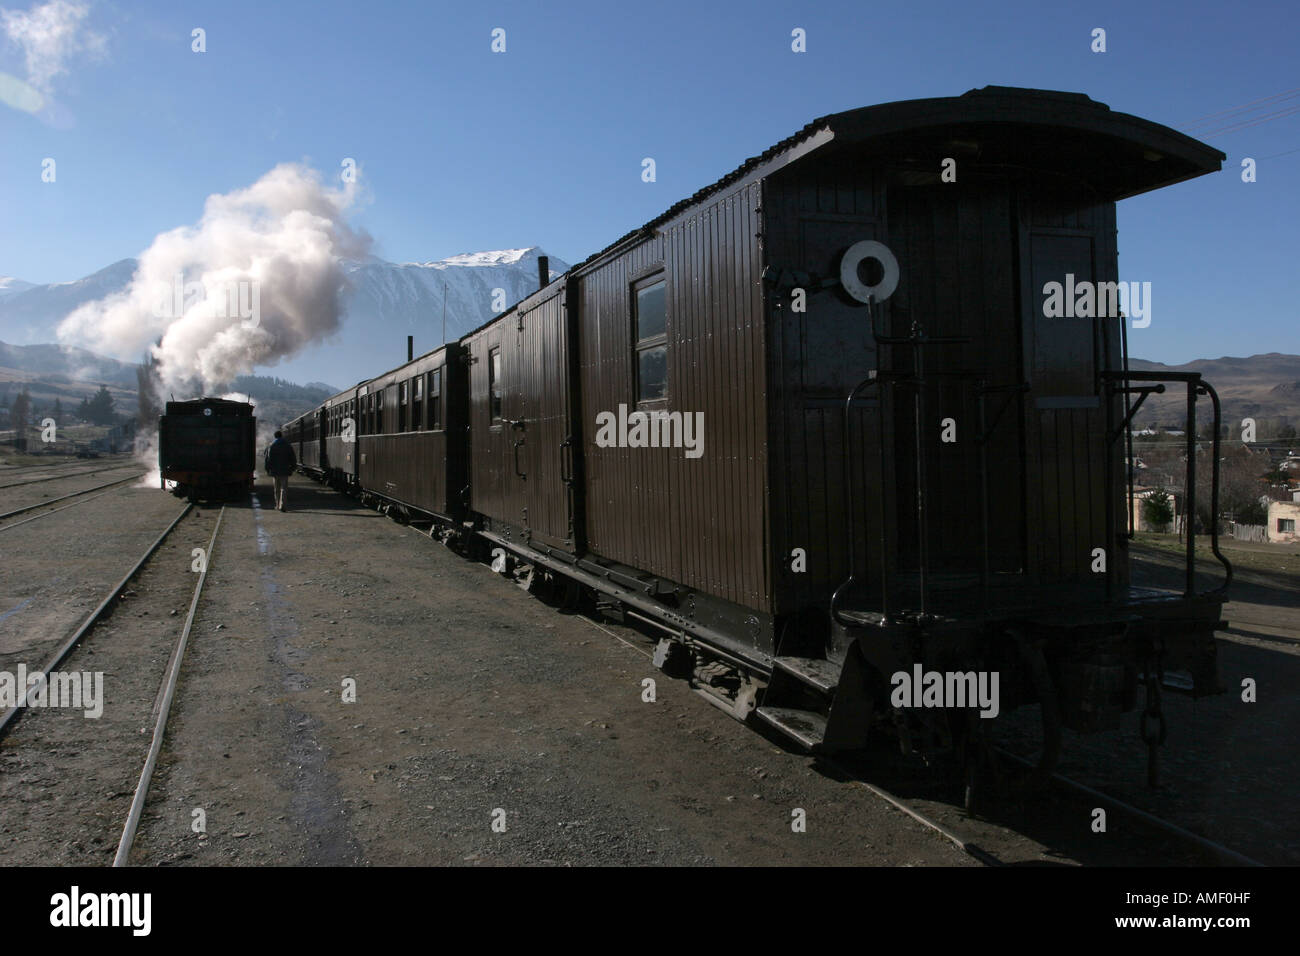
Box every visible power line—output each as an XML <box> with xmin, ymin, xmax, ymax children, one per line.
<box><xmin>1256</xmin><ymin>145</ymin><xmax>1300</xmax><ymax>160</ymax></box>
<box><xmin>1199</xmin><ymin>103</ymin><xmax>1300</xmax><ymax>138</ymax></box>
<box><xmin>1180</xmin><ymin>87</ymin><xmax>1300</xmax><ymax>130</ymax></box>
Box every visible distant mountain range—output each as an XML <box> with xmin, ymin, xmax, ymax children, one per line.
<box><xmin>1</xmin><ymin>250</ymin><xmax>1297</xmax><ymax>434</ymax></box>
<box><xmin>0</xmin><ymin>341</ymin><xmax>140</xmax><ymax>418</ymax></box>
<box><xmin>0</xmin><ymin>345</ymin><xmax>336</xmax><ymax>422</ymax></box>
<box><xmin>0</xmin><ymin>247</ymin><xmax>568</xmax><ymax>389</ymax></box>
<box><xmin>1128</xmin><ymin>354</ymin><xmax>1300</xmax><ymax>431</ymax></box>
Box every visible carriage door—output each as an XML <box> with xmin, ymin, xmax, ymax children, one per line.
<box><xmin>889</xmin><ymin>184</ymin><xmax>1027</xmax><ymax>580</ymax></box>
<box><xmin>511</xmin><ymin>286</ymin><xmax>577</xmax><ymax>552</ymax></box>
<box><xmin>1022</xmin><ymin>212</ymin><xmax>1115</xmax><ymax>583</ymax></box>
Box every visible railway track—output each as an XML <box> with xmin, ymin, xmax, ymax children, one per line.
<box><xmin>0</xmin><ymin>498</ymin><xmax>225</xmax><ymax>866</ymax></box>
<box><xmin>571</xmin><ymin>613</ymin><xmax>1007</xmax><ymax>864</ymax></box>
<box><xmin>0</xmin><ymin>502</ymin><xmax>193</xmax><ymax>738</ymax></box>
<box><xmin>0</xmin><ymin>473</ymin><xmax>145</xmax><ymax>523</ymax></box>
<box><xmin>114</xmin><ymin>507</ymin><xmax>223</xmax><ymax>866</ymax></box>
<box><xmin>989</xmin><ymin>747</ymin><xmax>1261</xmax><ymax>867</ymax></box>
<box><xmin>573</xmin><ymin>609</ymin><xmax>1263</xmax><ymax>867</ymax></box>
<box><xmin>0</xmin><ymin>462</ymin><xmax>138</xmax><ymax>492</ymax></box>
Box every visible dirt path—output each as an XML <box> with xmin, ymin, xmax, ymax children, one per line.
<box><xmin>129</xmin><ymin>476</ymin><xmax>977</xmax><ymax>866</ymax></box>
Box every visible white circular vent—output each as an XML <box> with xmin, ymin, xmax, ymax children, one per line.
<box><xmin>840</xmin><ymin>240</ymin><xmax>899</xmax><ymax>304</ymax></box>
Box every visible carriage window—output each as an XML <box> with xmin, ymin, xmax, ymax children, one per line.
<box><xmin>633</xmin><ymin>277</ymin><xmax>667</xmax><ymax>403</ymax></box>
<box><xmin>429</xmin><ymin>368</ymin><xmax>442</xmax><ymax>430</ymax></box>
<box><xmin>376</xmin><ymin>390</ymin><xmax>384</xmax><ymax>433</ymax></box>
<box><xmin>398</xmin><ymin>381</ymin><xmax>408</xmax><ymax>432</ymax></box>
<box><xmin>489</xmin><ymin>347</ymin><xmax>502</xmax><ymax>422</ymax></box>
<box><xmin>412</xmin><ymin>376</ymin><xmax>424</xmax><ymax>431</ymax></box>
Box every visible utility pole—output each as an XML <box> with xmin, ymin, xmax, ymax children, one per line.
<box><xmin>442</xmin><ymin>282</ymin><xmax>447</xmax><ymax>346</ymax></box>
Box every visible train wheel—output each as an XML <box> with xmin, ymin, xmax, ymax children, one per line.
<box><xmin>514</xmin><ymin>564</ymin><xmax>538</xmax><ymax>593</ymax></box>
<box><xmin>526</xmin><ymin>568</ymin><xmax>565</xmax><ymax>604</ymax></box>
<box><xmin>558</xmin><ymin>577</ymin><xmax>584</xmax><ymax>611</ymax></box>
<box><xmin>959</xmin><ymin>711</ymin><xmax>987</xmax><ymax>814</ymax></box>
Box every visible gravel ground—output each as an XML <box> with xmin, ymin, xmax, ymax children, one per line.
<box><xmin>990</xmin><ymin>539</ymin><xmax>1300</xmax><ymax>865</ymax></box>
<box><xmin>0</xmin><ymin>461</ymin><xmax>141</xmax><ymax>514</ymax></box>
<box><xmin>0</xmin><ymin>482</ymin><xmax>191</xmax><ymax>668</ymax></box>
<box><xmin>5</xmin><ymin>474</ymin><xmax>1286</xmax><ymax>868</ymax></box>
<box><xmin>128</xmin><ymin>475</ymin><xmax>977</xmax><ymax>867</ymax></box>
<box><xmin>0</xmin><ymin>498</ymin><xmax>221</xmax><ymax>864</ymax></box>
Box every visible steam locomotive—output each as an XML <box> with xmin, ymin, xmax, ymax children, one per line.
<box><xmin>158</xmin><ymin>397</ymin><xmax>257</xmax><ymax>501</ymax></box>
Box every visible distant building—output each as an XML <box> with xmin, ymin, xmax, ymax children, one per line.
<box><xmin>1128</xmin><ymin>487</ymin><xmax>1177</xmax><ymax>532</ymax></box>
<box><xmin>1268</xmin><ymin>500</ymin><xmax>1300</xmax><ymax>543</ymax></box>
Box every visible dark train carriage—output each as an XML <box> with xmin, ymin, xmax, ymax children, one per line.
<box><xmin>355</xmin><ymin>343</ymin><xmax>467</xmax><ymax>524</ymax></box>
<box><xmin>296</xmin><ymin>406</ymin><xmax>324</xmax><ymax>474</ymax></box>
<box><xmin>320</xmin><ymin>384</ymin><xmax>361</xmax><ymax>490</ymax></box>
<box><xmin>159</xmin><ymin>397</ymin><xmax>256</xmax><ymax>501</ymax></box>
<box><xmin>463</xmin><ymin>279</ymin><xmax>581</xmax><ymax>554</ymax></box>
<box><xmin>758</xmin><ymin>88</ymin><xmax>1230</xmax><ymax>758</ymax></box>
<box><xmin>575</xmin><ymin>179</ymin><xmax>769</xmax><ymax>636</ymax></box>
<box><xmin>475</xmin><ymin>86</ymin><xmax>1230</xmax><ymax>770</ymax></box>
<box><xmin>282</xmin><ymin>413</ymin><xmax>306</xmax><ymax>467</ymax></box>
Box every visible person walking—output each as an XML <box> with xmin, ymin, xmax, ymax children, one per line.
<box><xmin>264</xmin><ymin>430</ymin><xmax>297</xmax><ymax>512</ymax></box>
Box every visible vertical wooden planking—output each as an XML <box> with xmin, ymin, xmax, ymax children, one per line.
<box><xmin>574</xmin><ymin>182</ymin><xmax>771</xmax><ymax>613</ymax></box>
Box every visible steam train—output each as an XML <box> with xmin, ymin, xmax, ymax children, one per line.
<box><xmin>283</xmin><ymin>87</ymin><xmax>1232</xmax><ymax>788</ymax></box>
<box><xmin>159</xmin><ymin>397</ymin><xmax>257</xmax><ymax>501</ymax></box>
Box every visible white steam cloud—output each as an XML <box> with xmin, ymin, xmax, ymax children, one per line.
<box><xmin>59</xmin><ymin>163</ymin><xmax>370</xmax><ymax>396</ymax></box>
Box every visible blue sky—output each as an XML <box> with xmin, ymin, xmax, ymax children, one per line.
<box><xmin>2</xmin><ymin>0</ymin><xmax>1297</xmax><ymax>364</ymax></box>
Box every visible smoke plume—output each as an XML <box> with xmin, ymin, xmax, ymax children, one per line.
<box><xmin>58</xmin><ymin>162</ymin><xmax>370</xmax><ymax>397</ymax></box>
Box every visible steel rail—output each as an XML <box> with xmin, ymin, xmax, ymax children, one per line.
<box><xmin>0</xmin><ymin>485</ymin><xmax>135</xmax><ymax>533</ymax></box>
<box><xmin>114</xmin><ymin>506</ymin><xmax>224</xmax><ymax>866</ymax></box>
<box><xmin>0</xmin><ymin>502</ymin><xmax>194</xmax><ymax>737</ymax></box>
<box><xmin>992</xmin><ymin>746</ymin><xmax>1262</xmax><ymax>867</ymax></box>
<box><xmin>0</xmin><ymin>473</ymin><xmax>144</xmax><ymax>521</ymax></box>
<box><xmin>576</xmin><ymin>614</ymin><xmax>1002</xmax><ymax>866</ymax></box>
<box><xmin>588</xmin><ymin>608</ymin><xmax>1255</xmax><ymax>867</ymax></box>
<box><xmin>0</xmin><ymin>462</ymin><xmax>137</xmax><ymax>491</ymax></box>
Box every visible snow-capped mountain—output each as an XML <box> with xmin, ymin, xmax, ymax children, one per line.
<box><xmin>0</xmin><ymin>259</ymin><xmax>138</xmax><ymax>337</ymax></box>
<box><xmin>0</xmin><ymin>247</ymin><xmax>569</xmax><ymax>389</ymax></box>
<box><xmin>0</xmin><ymin>276</ymin><xmax>37</xmax><ymax>299</ymax></box>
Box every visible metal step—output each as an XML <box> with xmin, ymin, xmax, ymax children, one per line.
<box><xmin>1142</xmin><ymin>670</ymin><xmax>1196</xmax><ymax>694</ymax></box>
<box><xmin>754</xmin><ymin>706</ymin><xmax>827</xmax><ymax>750</ymax></box>
<box><xmin>772</xmin><ymin>656</ymin><xmax>841</xmax><ymax>694</ymax></box>
<box><xmin>837</xmin><ymin>609</ymin><xmax>886</xmax><ymax>627</ymax></box>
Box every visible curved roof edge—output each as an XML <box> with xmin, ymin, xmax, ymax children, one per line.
<box><xmin>566</xmin><ymin>86</ymin><xmax>1224</xmax><ymax>277</ymax></box>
